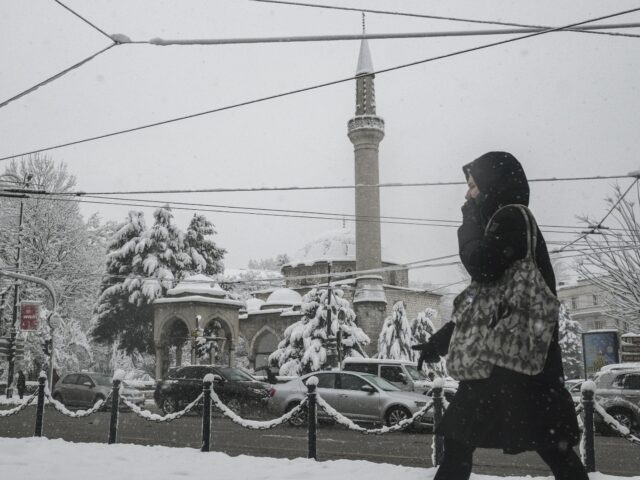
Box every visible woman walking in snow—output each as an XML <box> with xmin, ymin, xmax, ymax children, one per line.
<box><xmin>413</xmin><ymin>152</ymin><xmax>587</xmax><ymax>480</ymax></box>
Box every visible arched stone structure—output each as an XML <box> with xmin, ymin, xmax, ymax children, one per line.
<box><xmin>152</xmin><ymin>274</ymin><xmax>244</xmax><ymax>379</ymax></box>
<box><xmin>250</xmin><ymin>326</ymin><xmax>281</xmax><ymax>369</ymax></box>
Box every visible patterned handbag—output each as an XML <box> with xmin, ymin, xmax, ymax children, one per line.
<box><xmin>446</xmin><ymin>205</ymin><xmax>560</xmax><ymax>381</ymax></box>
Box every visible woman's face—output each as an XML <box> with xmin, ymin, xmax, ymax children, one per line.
<box><xmin>465</xmin><ymin>173</ymin><xmax>480</xmax><ymax>201</ymax></box>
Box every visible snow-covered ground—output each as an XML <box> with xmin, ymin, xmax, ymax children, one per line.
<box><xmin>0</xmin><ymin>437</ymin><xmax>636</xmax><ymax>480</ymax></box>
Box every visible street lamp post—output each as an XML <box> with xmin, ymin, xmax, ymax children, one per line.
<box><xmin>1</xmin><ymin>173</ymin><xmax>31</xmax><ymax>398</ymax></box>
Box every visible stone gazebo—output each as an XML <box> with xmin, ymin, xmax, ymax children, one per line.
<box><xmin>153</xmin><ymin>274</ymin><xmax>244</xmax><ymax>379</ymax></box>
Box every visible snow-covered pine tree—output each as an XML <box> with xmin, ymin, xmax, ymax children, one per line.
<box><xmin>377</xmin><ymin>301</ymin><xmax>413</xmax><ymax>360</ymax></box>
<box><xmin>410</xmin><ymin>307</ymin><xmax>448</xmax><ymax>377</ymax></box>
<box><xmin>558</xmin><ymin>302</ymin><xmax>584</xmax><ymax>379</ymax></box>
<box><xmin>92</xmin><ymin>211</ymin><xmax>151</xmax><ymax>353</ymax></box>
<box><xmin>185</xmin><ymin>214</ymin><xmax>225</xmax><ymax>276</ymax></box>
<box><xmin>269</xmin><ymin>288</ymin><xmax>369</xmax><ymax>375</ymax></box>
<box><xmin>411</xmin><ymin>307</ymin><xmax>437</xmax><ymax>344</ymax></box>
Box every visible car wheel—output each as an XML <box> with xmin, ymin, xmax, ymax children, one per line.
<box><xmin>227</xmin><ymin>398</ymin><xmax>242</xmax><ymax>415</ymax></box>
<box><xmin>286</xmin><ymin>402</ymin><xmax>307</xmax><ymax>427</ymax></box>
<box><xmin>161</xmin><ymin>396</ymin><xmax>178</xmax><ymax>415</ymax></box>
<box><xmin>385</xmin><ymin>406</ymin><xmax>411</xmax><ymax>427</ymax></box>
<box><xmin>52</xmin><ymin>392</ymin><xmax>65</xmax><ymax>406</ymax></box>
<box><xmin>610</xmin><ymin>409</ymin><xmax>634</xmax><ymax>433</ymax></box>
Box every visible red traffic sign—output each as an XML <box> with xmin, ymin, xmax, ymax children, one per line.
<box><xmin>20</xmin><ymin>301</ymin><xmax>40</xmax><ymax>331</ymax></box>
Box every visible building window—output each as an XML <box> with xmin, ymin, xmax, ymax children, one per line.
<box><xmin>571</xmin><ymin>297</ymin><xmax>578</xmax><ymax>310</ymax></box>
<box><xmin>592</xmin><ymin>294</ymin><xmax>599</xmax><ymax>306</ymax></box>
<box><xmin>593</xmin><ymin>320</ymin><xmax>604</xmax><ymax>330</ymax></box>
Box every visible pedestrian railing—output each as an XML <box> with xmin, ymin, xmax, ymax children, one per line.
<box><xmin>1</xmin><ymin>372</ymin><xmax>639</xmax><ymax>470</ymax></box>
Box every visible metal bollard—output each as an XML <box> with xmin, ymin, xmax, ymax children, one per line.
<box><xmin>581</xmin><ymin>382</ymin><xmax>596</xmax><ymax>472</ymax></box>
<box><xmin>34</xmin><ymin>374</ymin><xmax>46</xmax><ymax>437</ymax></box>
<box><xmin>306</xmin><ymin>376</ymin><xmax>318</xmax><ymax>460</ymax></box>
<box><xmin>201</xmin><ymin>374</ymin><xmax>214</xmax><ymax>452</ymax></box>
<box><xmin>432</xmin><ymin>379</ymin><xmax>445</xmax><ymax>466</ymax></box>
<box><xmin>108</xmin><ymin>378</ymin><xmax>121</xmax><ymax>445</ymax></box>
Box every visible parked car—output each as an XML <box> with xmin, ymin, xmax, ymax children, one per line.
<box><xmin>575</xmin><ymin>369</ymin><xmax>640</xmax><ymax>435</ymax></box>
<box><xmin>269</xmin><ymin>370</ymin><xmax>433</xmax><ymax>429</ymax></box>
<box><xmin>154</xmin><ymin>365</ymin><xmax>272</xmax><ymax>415</ymax></box>
<box><xmin>342</xmin><ymin>358</ymin><xmax>433</xmax><ymax>394</ymax></box>
<box><xmin>52</xmin><ymin>372</ymin><xmax>145</xmax><ymax>409</ymax></box>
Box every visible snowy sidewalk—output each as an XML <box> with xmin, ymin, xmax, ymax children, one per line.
<box><xmin>0</xmin><ymin>437</ymin><xmax>636</xmax><ymax>480</ymax></box>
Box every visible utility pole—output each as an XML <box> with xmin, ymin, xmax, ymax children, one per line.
<box><xmin>3</xmin><ymin>173</ymin><xmax>31</xmax><ymax>398</ymax></box>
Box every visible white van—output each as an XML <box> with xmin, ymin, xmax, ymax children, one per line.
<box><xmin>342</xmin><ymin>358</ymin><xmax>431</xmax><ymax>394</ymax></box>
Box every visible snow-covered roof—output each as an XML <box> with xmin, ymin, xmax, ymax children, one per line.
<box><xmin>285</xmin><ymin>228</ymin><xmax>400</xmax><ymax>268</ymax></box>
<box><xmin>154</xmin><ymin>295</ymin><xmax>244</xmax><ymax>308</ymax></box>
<box><xmin>263</xmin><ymin>288</ymin><xmax>302</xmax><ymax>308</ymax></box>
<box><xmin>286</xmin><ymin>227</ymin><xmax>355</xmax><ymax>267</ymax></box>
<box><xmin>167</xmin><ymin>274</ymin><xmax>228</xmax><ymax>297</ymax></box>
<box><xmin>245</xmin><ymin>297</ymin><xmax>265</xmax><ymax>312</ymax></box>
<box><xmin>622</xmin><ymin>333</ymin><xmax>640</xmax><ymax>338</ymax></box>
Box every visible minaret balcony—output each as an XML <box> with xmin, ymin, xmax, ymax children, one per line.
<box><xmin>348</xmin><ymin>115</ymin><xmax>385</xmax><ymax>135</ymax></box>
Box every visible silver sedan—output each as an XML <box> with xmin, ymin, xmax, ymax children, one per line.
<box><xmin>268</xmin><ymin>370</ymin><xmax>433</xmax><ymax>428</ymax></box>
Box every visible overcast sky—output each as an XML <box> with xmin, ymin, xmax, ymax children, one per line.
<box><xmin>2</xmin><ymin>0</ymin><xmax>640</xmax><ymax>291</ymax></box>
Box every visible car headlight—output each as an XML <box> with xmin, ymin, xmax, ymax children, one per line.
<box><xmin>414</xmin><ymin>401</ymin><xmax>427</xmax><ymax>407</ymax></box>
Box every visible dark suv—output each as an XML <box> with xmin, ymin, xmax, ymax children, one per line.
<box><xmin>154</xmin><ymin>365</ymin><xmax>273</xmax><ymax>415</ymax></box>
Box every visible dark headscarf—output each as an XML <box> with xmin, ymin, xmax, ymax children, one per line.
<box><xmin>463</xmin><ymin>151</ymin><xmax>529</xmax><ymax>222</ymax></box>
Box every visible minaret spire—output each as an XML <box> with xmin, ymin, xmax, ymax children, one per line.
<box><xmin>347</xmin><ymin>18</ymin><xmax>386</xmax><ymax>356</ymax></box>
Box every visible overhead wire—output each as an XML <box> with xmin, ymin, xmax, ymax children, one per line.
<box><xmin>249</xmin><ymin>0</ymin><xmax>640</xmax><ymax>34</ymax></box>
<box><xmin>8</xmin><ymin>174</ymin><xmax>628</xmax><ymax>196</ymax></box>
<box><xmin>0</xmin><ymin>0</ymin><xmax>121</xmax><ymax>110</ymax></box>
<box><xmin>2</xmin><ymin>6</ymin><xmax>640</xmax><ymax>161</ymax></box>
<box><xmin>140</xmin><ymin>22</ymin><xmax>640</xmax><ymax>46</ymax></box>
<box><xmin>550</xmin><ymin>178</ymin><xmax>640</xmax><ymax>254</ymax></box>
<box><xmin>0</xmin><ymin>188</ymin><xmax>629</xmax><ymax>235</ymax></box>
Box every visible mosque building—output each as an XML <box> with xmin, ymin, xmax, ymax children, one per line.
<box><xmin>152</xmin><ymin>38</ymin><xmax>441</xmax><ymax>378</ymax></box>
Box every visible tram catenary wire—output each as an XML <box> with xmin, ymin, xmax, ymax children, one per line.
<box><xmin>1</xmin><ymin>6</ymin><xmax>639</xmax><ymax>161</ymax></box>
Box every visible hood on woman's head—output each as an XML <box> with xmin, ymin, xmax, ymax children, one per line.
<box><xmin>463</xmin><ymin>151</ymin><xmax>530</xmax><ymax>210</ymax></box>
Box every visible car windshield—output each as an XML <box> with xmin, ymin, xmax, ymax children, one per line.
<box><xmin>217</xmin><ymin>367</ymin><xmax>256</xmax><ymax>382</ymax></box>
<box><xmin>361</xmin><ymin>374</ymin><xmax>400</xmax><ymax>392</ymax></box>
<box><xmin>92</xmin><ymin>374</ymin><xmax>112</xmax><ymax>386</ymax></box>
<box><xmin>404</xmin><ymin>365</ymin><xmax>428</xmax><ymax>381</ymax></box>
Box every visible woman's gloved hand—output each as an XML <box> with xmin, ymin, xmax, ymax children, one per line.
<box><xmin>411</xmin><ymin>342</ymin><xmax>440</xmax><ymax>370</ymax></box>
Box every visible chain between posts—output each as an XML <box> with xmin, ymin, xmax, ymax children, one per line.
<box><xmin>45</xmin><ymin>386</ymin><xmax>112</xmax><ymax>418</ymax></box>
<box><xmin>209</xmin><ymin>388</ymin><xmax>308</xmax><ymax>430</ymax></box>
<box><xmin>314</xmin><ymin>395</ymin><xmax>434</xmax><ymax>435</ymax></box>
<box><xmin>0</xmin><ymin>391</ymin><xmax>38</xmax><ymax>417</ymax></box>
<box><xmin>120</xmin><ymin>394</ymin><xmax>204</xmax><ymax>423</ymax></box>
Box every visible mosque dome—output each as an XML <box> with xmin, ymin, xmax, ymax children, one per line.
<box><xmin>263</xmin><ymin>288</ymin><xmax>302</xmax><ymax>309</ymax></box>
<box><xmin>245</xmin><ymin>297</ymin><xmax>265</xmax><ymax>312</ymax></box>
<box><xmin>287</xmin><ymin>228</ymin><xmax>356</xmax><ymax>267</ymax></box>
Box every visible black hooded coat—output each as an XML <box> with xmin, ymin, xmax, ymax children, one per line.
<box><xmin>435</xmin><ymin>152</ymin><xmax>580</xmax><ymax>454</ymax></box>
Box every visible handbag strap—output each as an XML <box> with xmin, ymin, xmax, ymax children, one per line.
<box><xmin>485</xmin><ymin>204</ymin><xmax>539</xmax><ymax>261</ymax></box>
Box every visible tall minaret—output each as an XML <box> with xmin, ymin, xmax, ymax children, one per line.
<box><xmin>348</xmin><ymin>35</ymin><xmax>387</xmax><ymax>355</ymax></box>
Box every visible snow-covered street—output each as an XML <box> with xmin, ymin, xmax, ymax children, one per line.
<box><xmin>0</xmin><ymin>437</ymin><xmax>637</xmax><ymax>480</ymax></box>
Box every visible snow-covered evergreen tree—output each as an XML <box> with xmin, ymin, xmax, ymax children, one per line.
<box><xmin>269</xmin><ymin>288</ymin><xmax>369</xmax><ymax>375</ymax></box>
<box><xmin>411</xmin><ymin>308</ymin><xmax>437</xmax><ymax>345</ymax></box>
<box><xmin>92</xmin><ymin>211</ymin><xmax>151</xmax><ymax>353</ymax></box>
<box><xmin>377</xmin><ymin>301</ymin><xmax>413</xmax><ymax>360</ymax></box>
<box><xmin>185</xmin><ymin>214</ymin><xmax>225</xmax><ymax>276</ymax></box>
<box><xmin>92</xmin><ymin>206</ymin><xmax>226</xmax><ymax>354</ymax></box>
<box><xmin>558</xmin><ymin>302</ymin><xmax>584</xmax><ymax>379</ymax></box>
<box><xmin>410</xmin><ymin>307</ymin><xmax>448</xmax><ymax>377</ymax></box>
